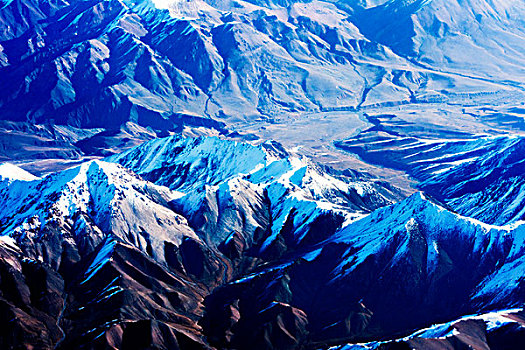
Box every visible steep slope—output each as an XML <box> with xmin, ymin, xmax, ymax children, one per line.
<box><xmin>0</xmin><ymin>0</ymin><xmax>225</xmax><ymax>162</ymax></box>
<box><xmin>0</xmin><ymin>0</ymin><xmax>210</xmax><ymax>126</ymax></box>
<box><xmin>0</xmin><ymin>137</ymin><xmax>524</xmax><ymax>348</ymax></box>
<box><xmin>0</xmin><ymin>230</ymin><xmax>212</xmax><ymax>350</ymax></box>
<box><xmin>0</xmin><ymin>137</ymin><xmax>402</xmax><ymax>348</ymax></box>
<box><xmin>327</xmin><ymin>192</ymin><xmax>525</xmax><ymax>312</ymax></box>
<box><xmin>0</xmin><ymin>236</ymin><xmax>66</xmax><ymax>349</ymax></box>
<box><xmin>0</xmin><ymin>0</ymin><xmax>524</xmax><ymax>348</ymax></box>
<box><xmin>0</xmin><ymin>159</ymin><xmax>227</xmax><ymax>348</ymax></box>
<box><xmin>202</xmin><ymin>192</ymin><xmax>525</xmax><ymax>348</ymax></box>
<box><xmin>335</xmin><ymin>309</ymin><xmax>525</xmax><ymax>349</ymax></box>
<box><xmin>337</xmin><ymin>132</ymin><xmax>525</xmax><ymax>226</ymax></box>
<box><xmin>107</xmin><ymin>135</ymin><xmax>402</xmax><ymax>254</ymax></box>
<box><xmin>0</xmin><ymin>160</ymin><xmax>199</xmax><ymax>264</ymax></box>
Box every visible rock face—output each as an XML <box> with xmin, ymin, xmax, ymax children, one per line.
<box><xmin>0</xmin><ymin>237</ymin><xmax>65</xmax><ymax>349</ymax></box>
<box><xmin>0</xmin><ymin>136</ymin><xmax>524</xmax><ymax>349</ymax></box>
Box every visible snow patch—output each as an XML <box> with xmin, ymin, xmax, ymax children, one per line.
<box><xmin>82</xmin><ymin>239</ymin><xmax>117</xmax><ymax>284</ymax></box>
<box><xmin>0</xmin><ymin>163</ymin><xmax>39</xmax><ymax>181</ymax></box>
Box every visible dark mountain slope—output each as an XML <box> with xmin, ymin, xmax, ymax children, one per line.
<box><xmin>0</xmin><ymin>137</ymin><xmax>523</xmax><ymax>348</ymax></box>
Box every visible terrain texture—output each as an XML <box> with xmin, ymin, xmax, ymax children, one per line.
<box><xmin>0</xmin><ymin>0</ymin><xmax>524</xmax><ymax>349</ymax></box>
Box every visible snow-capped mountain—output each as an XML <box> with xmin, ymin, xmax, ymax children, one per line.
<box><xmin>0</xmin><ymin>161</ymin><xmax>40</xmax><ymax>181</ymax></box>
<box><xmin>0</xmin><ymin>136</ymin><xmax>524</xmax><ymax>349</ymax></box>
<box><xmin>0</xmin><ymin>160</ymin><xmax>199</xmax><ymax>265</ymax></box>
<box><xmin>0</xmin><ymin>136</ymin><xmax>402</xmax><ymax>348</ymax></box>
<box><xmin>202</xmin><ymin>191</ymin><xmax>525</xmax><ymax>348</ymax></box>
<box><xmin>107</xmin><ymin>135</ymin><xmax>401</xmax><ymax>251</ymax></box>
<box><xmin>334</xmin><ymin>308</ymin><xmax>525</xmax><ymax>349</ymax></box>
<box><xmin>0</xmin><ymin>0</ymin><xmax>525</xmax><ymax>348</ymax></box>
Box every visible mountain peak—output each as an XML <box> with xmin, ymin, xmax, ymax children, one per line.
<box><xmin>0</xmin><ymin>162</ymin><xmax>39</xmax><ymax>181</ymax></box>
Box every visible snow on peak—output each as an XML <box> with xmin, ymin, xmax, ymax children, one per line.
<box><xmin>108</xmin><ymin>135</ymin><xmax>399</xmax><ymax>248</ymax></box>
<box><xmin>107</xmin><ymin>135</ymin><xmax>272</xmax><ymax>191</ymax></box>
<box><xmin>325</xmin><ymin>191</ymin><xmax>525</xmax><ymax>304</ymax></box>
<box><xmin>0</xmin><ymin>163</ymin><xmax>39</xmax><ymax>182</ymax></box>
<box><xmin>338</xmin><ymin>308</ymin><xmax>524</xmax><ymax>349</ymax></box>
<box><xmin>0</xmin><ymin>159</ymin><xmax>198</xmax><ymax>263</ymax></box>
<box><xmin>108</xmin><ymin>135</ymin><xmax>394</xmax><ymax>207</ymax></box>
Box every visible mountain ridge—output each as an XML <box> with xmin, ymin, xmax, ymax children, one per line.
<box><xmin>0</xmin><ymin>136</ymin><xmax>524</xmax><ymax>348</ymax></box>
<box><xmin>1</xmin><ymin>0</ymin><xmax>524</xmax><ymax>173</ymax></box>
<box><xmin>0</xmin><ymin>0</ymin><xmax>525</xmax><ymax>348</ymax></box>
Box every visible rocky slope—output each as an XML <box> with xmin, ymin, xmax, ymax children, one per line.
<box><xmin>0</xmin><ymin>136</ymin><xmax>524</xmax><ymax>349</ymax></box>
<box><xmin>107</xmin><ymin>135</ymin><xmax>402</xmax><ymax>250</ymax></box>
<box><xmin>201</xmin><ymin>191</ymin><xmax>525</xmax><ymax>348</ymax></box>
<box><xmin>334</xmin><ymin>309</ymin><xmax>525</xmax><ymax>349</ymax></box>
<box><xmin>337</xmin><ymin>131</ymin><xmax>525</xmax><ymax>226</ymax></box>
<box><xmin>0</xmin><ymin>0</ymin><xmax>524</xmax><ymax>348</ymax></box>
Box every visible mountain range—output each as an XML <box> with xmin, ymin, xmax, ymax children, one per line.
<box><xmin>0</xmin><ymin>0</ymin><xmax>524</xmax><ymax>349</ymax></box>
<box><xmin>0</xmin><ymin>0</ymin><xmax>524</xmax><ymax>171</ymax></box>
<box><xmin>0</xmin><ymin>135</ymin><xmax>523</xmax><ymax>348</ymax></box>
